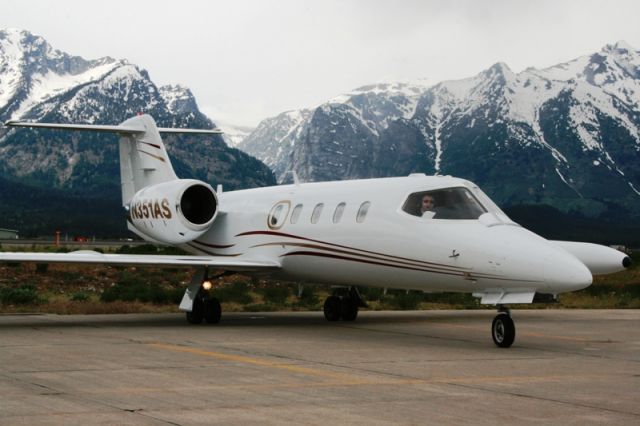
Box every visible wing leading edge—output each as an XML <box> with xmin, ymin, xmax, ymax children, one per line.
<box><xmin>0</xmin><ymin>251</ymin><xmax>279</xmax><ymax>272</ymax></box>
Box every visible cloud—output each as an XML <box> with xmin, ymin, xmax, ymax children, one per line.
<box><xmin>3</xmin><ymin>0</ymin><xmax>639</xmax><ymax>126</ymax></box>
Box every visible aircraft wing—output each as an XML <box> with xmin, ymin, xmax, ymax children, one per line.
<box><xmin>0</xmin><ymin>251</ymin><xmax>279</xmax><ymax>272</ymax></box>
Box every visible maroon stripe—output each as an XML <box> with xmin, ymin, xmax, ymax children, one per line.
<box><xmin>138</xmin><ymin>149</ymin><xmax>166</xmax><ymax>162</ymax></box>
<box><xmin>140</xmin><ymin>141</ymin><xmax>162</xmax><ymax>149</ymax></box>
<box><xmin>193</xmin><ymin>240</ymin><xmax>235</xmax><ymax>249</ymax></box>
<box><xmin>237</xmin><ymin>230</ymin><xmax>471</xmax><ymax>270</ymax></box>
<box><xmin>281</xmin><ymin>250</ymin><xmax>541</xmax><ymax>283</ymax></box>
<box><xmin>185</xmin><ymin>243</ymin><xmax>241</xmax><ymax>257</ymax></box>
<box><xmin>281</xmin><ymin>250</ymin><xmax>465</xmax><ymax>277</ymax></box>
<box><xmin>252</xmin><ymin>241</ymin><xmax>467</xmax><ymax>274</ymax></box>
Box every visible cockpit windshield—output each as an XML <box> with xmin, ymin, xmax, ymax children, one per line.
<box><xmin>402</xmin><ymin>187</ymin><xmax>487</xmax><ymax>220</ymax></box>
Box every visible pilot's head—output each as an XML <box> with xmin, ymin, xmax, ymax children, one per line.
<box><xmin>421</xmin><ymin>194</ymin><xmax>434</xmax><ymax>213</ymax></box>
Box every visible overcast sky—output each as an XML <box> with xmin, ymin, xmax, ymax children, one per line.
<box><xmin>3</xmin><ymin>0</ymin><xmax>640</xmax><ymax>127</ymax></box>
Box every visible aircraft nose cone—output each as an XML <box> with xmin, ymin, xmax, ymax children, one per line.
<box><xmin>545</xmin><ymin>251</ymin><xmax>593</xmax><ymax>292</ymax></box>
<box><xmin>623</xmin><ymin>256</ymin><xmax>632</xmax><ymax>269</ymax></box>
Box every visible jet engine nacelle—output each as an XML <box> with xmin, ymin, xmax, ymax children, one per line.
<box><xmin>128</xmin><ymin>179</ymin><xmax>218</xmax><ymax>245</ymax></box>
<box><xmin>552</xmin><ymin>240</ymin><xmax>632</xmax><ymax>275</ymax></box>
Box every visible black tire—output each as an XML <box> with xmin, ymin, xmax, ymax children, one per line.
<box><xmin>204</xmin><ymin>297</ymin><xmax>222</xmax><ymax>324</ymax></box>
<box><xmin>341</xmin><ymin>297</ymin><xmax>358</xmax><ymax>321</ymax></box>
<box><xmin>323</xmin><ymin>295</ymin><xmax>342</xmax><ymax>321</ymax></box>
<box><xmin>492</xmin><ymin>313</ymin><xmax>515</xmax><ymax>348</ymax></box>
<box><xmin>186</xmin><ymin>298</ymin><xmax>204</xmax><ymax>324</ymax></box>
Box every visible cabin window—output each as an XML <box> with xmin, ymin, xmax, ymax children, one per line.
<box><xmin>267</xmin><ymin>201</ymin><xmax>290</xmax><ymax>229</ymax></box>
<box><xmin>311</xmin><ymin>203</ymin><xmax>324</xmax><ymax>224</ymax></box>
<box><xmin>402</xmin><ymin>187</ymin><xmax>486</xmax><ymax>220</ymax></box>
<box><xmin>333</xmin><ymin>202</ymin><xmax>346</xmax><ymax>223</ymax></box>
<box><xmin>290</xmin><ymin>204</ymin><xmax>303</xmax><ymax>224</ymax></box>
<box><xmin>270</xmin><ymin>205</ymin><xmax>284</xmax><ymax>226</ymax></box>
<box><xmin>356</xmin><ymin>201</ymin><xmax>370</xmax><ymax>223</ymax></box>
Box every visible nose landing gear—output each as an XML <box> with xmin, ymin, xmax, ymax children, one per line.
<box><xmin>492</xmin><ymin>305</ymin><xmax>515</xmax><ymax>348</ymax></box>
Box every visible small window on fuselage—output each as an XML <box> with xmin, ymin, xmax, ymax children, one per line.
<box><xmin>356</xmin><ymin>201</ymin><xmax>370</xmax><ymax>223</ymax></box>
<box><xmin>333</xmin><ymin>202</ymin><xmax>346</xmax><ymax>223</ymax></box>
<box><xmin>290</xmin><ymin>204</ymin><xmax>303</xmax><ymax>224</ymax></box>
<box><xmin>267</xmin><ymin>201</ymin><xmax>290</xmax><ymax>229</ymax></box>
<box><xmin>311</xmin><ymin>203</ymin><xmax>324</xmax><ymax>224</ymax></box>
<box><xmin>402</xmin><ymin>187</ymin><xmax>486</xmax><ymax>220</ymax></box>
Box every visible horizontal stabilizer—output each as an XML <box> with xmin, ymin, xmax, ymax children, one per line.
<box><xmin>4</xmin><ymin>121</ymin><xmax>223</xmax><ymax>134</ymax></box>
<box><xmin>0</xmin><ymin>251</ymin><xmax>280</xmax><ymax>272</ymax></box>
<box><xmin>4</xmin><ymin>121</ymin><xmax>146</xmax><ymax>134</ymax></box>
<box><xmin>157</xmin><ymin>127</ymin><xmax>223</xmax><ymax>134</ymax></box>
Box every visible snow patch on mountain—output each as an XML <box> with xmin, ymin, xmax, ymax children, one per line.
<box><xmin>10</xmin><ymin>61</ymin><xmax>120</xmax><ymax>120</ymax></box>
<box><xmin>238</xmin><ymin>108</ymin><xmax>312</xmax><ymax>179</ymax></box>
<box><xmin>238</xmin><ymin>41</ymin><xmax>640</xmax><ymax>210</ymax></box>
<box><xmin>0</xmin><ymin>30</ymin><xmax>28</xmax><ymax>107</ymax></box>
<box><xmin>159</xmin><ymin>84</ymin><xmax>193</xmax><ymax>114</ymax></box>
<box><xmin>219</xmin><ymin>123</ymin><xmax>254</xmax><ymax>147</ymax></box>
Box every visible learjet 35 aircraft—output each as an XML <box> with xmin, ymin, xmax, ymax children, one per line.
<box><xmin>0</xmin><ymin>114</ymin><xmax>632</xmax><ymax>347</ymax></box>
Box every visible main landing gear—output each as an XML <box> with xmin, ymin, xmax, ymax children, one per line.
<box><xmin>182</xmin><ymin>268</ymin><xmax>226</xmax><ymax>325</ymax></box>
<box><xmin>186</xmin><ymin>289</ymin><xmax>221</xmax><ymax>324</ymax></box>
<box><xmin>491</xmin><ymin>305</ymin><xmax>515</xmax><ymax>348</ymax></box>
<box><xmin>323</xmin><ymin>287</ymin><xmax>366</xmax><ymax>322</ymax></box>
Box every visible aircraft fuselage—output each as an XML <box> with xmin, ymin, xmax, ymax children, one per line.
<box><xmin>181</xmin><ymin>175</ymin><xmax>593</xmax><ymax>298</ymax></box>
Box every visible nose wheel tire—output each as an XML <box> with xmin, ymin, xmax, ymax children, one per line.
<box><xmin>492</xmin><ymin>313</ymin><xmax>515</xmax><ymax>348</ymax></box>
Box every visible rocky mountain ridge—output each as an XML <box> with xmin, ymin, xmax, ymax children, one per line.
<box><xmin>0</xmin><ymin>29</ymin><xmax>274</xmax><ymax>236</ymax></box>
<box><xmin>0</xmin><ymin>29</ymin><xmax>275</xmax><ymax>195</ymax></box>
<box><xmin>239</xmin><ymin>42</ymin><xmax>640</xmax><ymax>217</ymax></box>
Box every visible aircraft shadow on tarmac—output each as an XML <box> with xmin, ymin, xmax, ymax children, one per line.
<box><xmin>0</xmin><ymin>310</ymin><xmax>503</xmax><ymax>330</ymax></box>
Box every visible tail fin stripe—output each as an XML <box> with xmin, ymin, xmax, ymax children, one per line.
<box><xmin>140</xmin><ymin>141</ymin><xmax>162</xmax><ymax>149</ymax></box>
<box><xmin>138</xmin><ymin>150</ymin><xmax>166</xmax><ymax>162</ymax></box>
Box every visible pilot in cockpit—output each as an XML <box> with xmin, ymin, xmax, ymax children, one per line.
<box><xmin>420</xmin><ymin>194</ymin><xmax>436</xmax><ymax>219</ymax></box>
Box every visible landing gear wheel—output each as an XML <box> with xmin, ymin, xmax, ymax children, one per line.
<box><xmin>324</xmin><ymin>295</ymin><xmax>342</xmax><ymax>321</ymax></box>
<box><xmin>341</xmin><ymin>297</ymin><xmax>358</xmax><ymax>321</ymax></box>
<box><xmin>492</xmin><ymin>313</ymin><xmax>515</xmax><ymax>348</ymax></box>
<box><xmin>186</xmin><ymin>297</ymin><xmax>204</xmax><ymax>324</ymax></box>
<box><xmin>204</xmin><ymin>297</ymin><xmax>221</xmax><ymax>324</ymax></box>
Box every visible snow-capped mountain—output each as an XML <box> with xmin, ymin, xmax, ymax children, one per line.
<box><xmin>239</xmin><ymin>42</ymin><xmax>640</xmax><ymax>216</ymax></box>
<box><xmin>219</xmin><ymin>123</ymin><xmax>255</xmax><ymax>148</ymax></box>
<box><xmin>0</xmin><ymin>29</ymin><xmax>275</xmax><ymax>195</ymax></box>
<box><xmin>239</xmin><ymin>82</ymin><xmax>431</xmax><ymax>182</ymax></box>
<box><xmin>240</xmin><ymin>109</ymin><xmax>313</xmax><ymax>180</ymax></box>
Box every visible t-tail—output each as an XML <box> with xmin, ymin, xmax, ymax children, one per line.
<box><xmin>4</xmin><ymin>114</ymin><xmax>223</xmax><ymax>245</ymax></box>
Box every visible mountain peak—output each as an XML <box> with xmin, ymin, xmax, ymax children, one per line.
<box><xmin>487</xmin><ymin>61</ymin><xmax>513</xmax><ymax>74</ymax></box>
<box><xmin>0</xmin><ymin>28</ymin><xmax>39</xmax><ymax>40</ymax></box>
<box><xmin>603</xmin><ymin>40</ymin><xmax>637</xmax><ymax>54</ymax></box>
<box><xmin>1</xmin><ymin>28</ymin><xmax>56</xmax><ymax>56</ymax></box>
<box><xmin>159</xmin><ymin>84</ymin><xmax>198</xmax><ymax>115</ymax></box>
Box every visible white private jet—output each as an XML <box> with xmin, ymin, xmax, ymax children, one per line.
<box><xmin>1</xmin><ymin>114</ymin><xmax>631</xmax><ymax>347</ymax></box>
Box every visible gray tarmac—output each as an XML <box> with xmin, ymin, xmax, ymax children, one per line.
<box><xmin>1</xmin><ymin>309</ymin><xmax>639</xmax><ymax>425</ymax></box>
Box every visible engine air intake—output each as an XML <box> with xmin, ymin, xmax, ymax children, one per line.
<box><xmin>181</xmin><ymin>184</ymin><xmax>217</xmax><ymax>225</ymax></box>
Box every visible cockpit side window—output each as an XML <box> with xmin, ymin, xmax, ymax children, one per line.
<box><xmin>402</xmin><ymin>187</ymin><xmax>487</xmax><ymax>220</ymax></box>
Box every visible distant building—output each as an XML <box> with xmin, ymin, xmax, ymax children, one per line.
<box><xmin>0</xmin><ymin>228</ymin><xmax>19</xmax><ymax>239</ymax></box>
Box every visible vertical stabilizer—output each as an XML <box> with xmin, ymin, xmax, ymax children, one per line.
<box><xmin>118</xmin><ymin>115</ymin><xmax>178</xmax><ymax>206</ymax></box>
<box><xmin>4</xmin><ymin>113</ymin><xmax>221</xmax><ymax>208</ymax></box>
